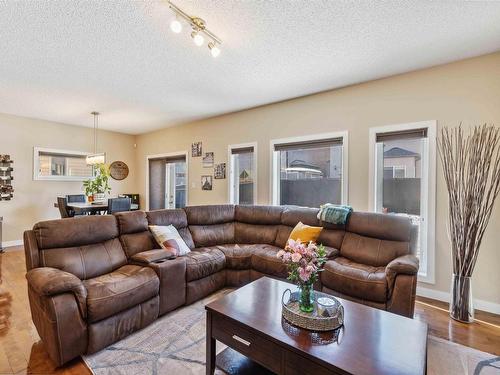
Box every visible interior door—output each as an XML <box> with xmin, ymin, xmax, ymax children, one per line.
<box><xmin>149</xmin><ymin>155</ymin><xmax>187</xmax><ymax>210</ymax></box>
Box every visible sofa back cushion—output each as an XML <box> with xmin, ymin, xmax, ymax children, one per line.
<box><xmin>33</xmin><ymin>216</ymin><xmax>126</xmax><ymax>280</ymax></box>
<box><xmin>276</xmin><ymin>206</ymin><xmax>345</xmax><ymax>249</ymax></box>
<box><xmin>234</xmin><ymin>205</ymin><xmax>283</xmax><ymax>245</ymax></box>
<box><xmin>115</xmin><ymin>211</ymin><xmax>159</xmax><ymax>257</ymax></box>
<box><xmin>341</xmin><ymin>212</ymin><xmax>412</xmax><ymax>266</ymax></box>
<box><xmin>185</xmin><ymin>205</ymin><xmax>235</xmax><ymax>247</ymax></box>
<box><xmin>147</xmin><ymin>209</ymin><xmax>195</xmax><ymax>249</ymax></box>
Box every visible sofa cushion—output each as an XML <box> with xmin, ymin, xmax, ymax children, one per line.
<box><xmin>189</xmin><ymin>223</ymin><xmax>235</xmax><ymax>247</ymax></box>
<box><xmin>147</xmin><ymin>209</ymin><xmax>195</xmax><ymax>249</ymax></box>
<box><xmin>147</xmin><ymin>209</ymin><xmax>189</xmax><ymax>228</ymax></box>
<box><xmin>288</xmin><ymin>221</ymin><xmax>323</xmax><ymax>244</ymax></box>
<box><xmin>149</xmin><ymin>225</ymin><xmax>191</xmax><ymax>256</ymax></box>
<box><xmin>340</xmin><ymin>232</ymin><xmax>410</xmax><ymax>267</ymax></box>
<box><xmin>185</xmin><ymin>248</ymin><xmax>226</xmax><ymax>282</ymax></box>
<box><xmin>40</xmin><ymin>238</ymin><xmax>127</xmax><ymax>280</ymax></box>
<box><xmin>114</xmin><ymin>211</ymin><xmax>148</xmax><ymax>235</ymax></box>
<box><xmin>235</xmin><ymin>205</ymin><xmax>283</xmax><ymax>225</ymax></box>
<box><xmin>251</xmin><ymin>244</ymin><xmax>288</xmax><ymax>278</ymax></box>
<box><xmin>346</xmin><ymin>212</ymin><xmax>412</xmax><ymax>242</ymax></box>
<box><xmin>185</xmin><ymin>205</ymin><xmax>235</xmax><ymax>225</ymax></box>
<box><xmin>234</xmin><ymin>222</ymin><xmax>279</xmax><ymax>245</ymax></box>
<box><xmin>34</xmin><ymin>215</ymin><xmax>118</xmax><ymax>249</ymax></box>
<box><xmin>119</xmin><ymin>231</ymin><xmax>159</xmax><ymax>258</ymax></box>
<box><xmin>321</xmin><ymin>257</ymin><xmax>387</xmax><ymax>303</ymax></box>
<box><xmin>281</xmin><ymin>206</ymin><xmax>320</xmax><ymax>227</ymax></box>
<box><xmin>213</xmin><ymin>244</ymin><xmax>254</xmax><ymax>269</ymax></box>
<box><xmin>83</xmin><ymin>265</ymin><xmax>159</xmax><ymax>323</ymax></box>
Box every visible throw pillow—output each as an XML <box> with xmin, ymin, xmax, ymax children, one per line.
<box><xmin>288</xmin><ymin>221</ymin><xmax>323</xmax><ymax>244</ymax></box>
<box><xmin>149</xmin><ymin>225</ymin><xmax>191</xmax><ymax>256</ymax></box>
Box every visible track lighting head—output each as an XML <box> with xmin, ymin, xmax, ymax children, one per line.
<box><xmin>170</xmin><ymin>19</ymin><xmax>182</xmax><ymax>33</ymax></box>
<box><xmin>208</xmin><ymin>42</ymin><xmax>220</xmax><ymax>58</ymax></box>
<box><xmin>191</xmin><ymin>31</ymin><xmax>204</xmax><ymax>46</ymax></box>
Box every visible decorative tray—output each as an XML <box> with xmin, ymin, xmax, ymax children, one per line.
<box><xmin>281</xmin><ymin>289</ymin><xmax>344</xmax><ymax>332</ymax></box>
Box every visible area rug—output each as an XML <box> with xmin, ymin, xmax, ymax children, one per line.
<box><xmin>82</xmin><ymin>289</ymin><xmax>499</xmax><ymax>375</ymax></box>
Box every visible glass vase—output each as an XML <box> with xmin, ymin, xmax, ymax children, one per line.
<box><xmin>298</xmin><ymin>283</ymin><xmax>315</xmax><ymax>313</ymax></box>
<box><xmin>450</xmin><ymin>274</ymin><xmax>474</xmax><ymax>323</ymax></box>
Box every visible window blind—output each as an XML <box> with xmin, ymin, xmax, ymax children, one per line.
<box><xmin>274</xmin><ymin>137</ymin><xmax>343</xmax><ymax>152</ymax></box>
<box><xmin>149</xmin><ymin>155</ymin><xmax>186</xmax><ymax>164</ymax></box>
<box><xmin>231</xmin><ymin>146</ymin><xmax>254</xmax><ymax>155</ymax></box>
<box><xmin>376</xmin><ymin>128</ymin><xmax>427</xmax><ymax>143</ymax></box>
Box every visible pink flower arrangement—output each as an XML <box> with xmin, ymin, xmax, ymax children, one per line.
<box><xmin>277</xmin><ymin>238</ymin><xmax>327</xmax><ymax>285</ymax></box>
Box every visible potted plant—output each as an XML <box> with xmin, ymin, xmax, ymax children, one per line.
<box><xmin>277</xmin><ymin>239</ymin><xmax>327</xmax><ymax>312</ymax></box>
<box><xmin>83</xmin><ymin>163</ymin><xmax>111</xmax><ymax>202</ymax></box>
<box><xmin>438</xmin><ymin>124</ymin><xmax>500</xmax><ymax>323</ymax></box>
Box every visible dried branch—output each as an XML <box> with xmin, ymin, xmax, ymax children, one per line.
<box><xmin>438</xmin><ymin>124</ymin><xmax>500</xmax><ymax>277</ymax></box>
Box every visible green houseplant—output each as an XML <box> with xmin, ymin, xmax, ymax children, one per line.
<box><xmin>83</xmin><ymin>163</ymin><xmax>111</xmax><ymax>202</ymax></box>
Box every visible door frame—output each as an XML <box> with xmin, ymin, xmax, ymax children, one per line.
<box><xmin>145</xmin><ymin>151</ymin><xmax>189</xmax><ymax>211</ymax></box>
<box><xmin>368</xmin><ymin>120</ymin><xmax>436</xmax><ymax>284</ymax></box>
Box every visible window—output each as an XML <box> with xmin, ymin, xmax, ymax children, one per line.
<box><xmin>147</xmin><ymin>152</ymin><xmax>188</xmax><ymax>210</ymax></box>
<box><xmin>369</xmin><ymin>121</ymin><xmax>436</xmax><ymax>283</ymax></box>
<box><xmin>271</xmin><ymin>132</ymin><xmax>348</xmax><ymax>207</ymax></box>
<box><xmin>228</xmin><ymin>143</ymin><xmax>257</xmax><ymax>205</ymax></box>
<box><xmin>33</xmin><ymin>147</ymin><xmax>94</xmax><ymax>181</ymax></box>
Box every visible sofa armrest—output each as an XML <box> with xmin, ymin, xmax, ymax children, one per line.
<box><xmin>130</xmin><ymin>249</ymin><xmax>176</xmax><ymax>264</ymax></box>
<box><xmin>323</xmin><ymin>246</ymin><xmax>340</xmax><ymax>259</ymax></box>
<box><xmin>386</xmin><ymin>254</ymin><xmax>419</xmax><ymax>288</ymax></box>
<box><xmin>386</xmin><ymin>254</ymin><xmax>419</xmax><ymax>275</ymax></box>
<box><xmin>26</xmin><ymin>267</ymin><xmax>87</xmax><ymax>318</ymax></box>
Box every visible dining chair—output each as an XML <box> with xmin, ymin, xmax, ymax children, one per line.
<box><xmin>108</xmin><ymin>197</ymin><xmax>131</xmax><ymax>214</ymax></box>
<box><xmin>57</xmin><ymin>197</ymin><xmax>74</xmax><ymax>218</ymax></box>
<box><xmin>66</xmin><ymin>194</ymin><xmax>86</xmax><ymax>203</ymax></box>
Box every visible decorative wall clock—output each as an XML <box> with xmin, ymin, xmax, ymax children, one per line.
<box><xmin>109</xmin><ymin>161</ymin><xmax>129</xmax><ymax>180</ymax></box>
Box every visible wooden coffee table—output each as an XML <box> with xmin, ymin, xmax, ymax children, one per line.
<box><xmin>206</xmin><ymin>277</ymin><xmax>427</xmax><ymax>375</ymax></box>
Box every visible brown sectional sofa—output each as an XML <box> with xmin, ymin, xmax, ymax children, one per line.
<box><xmin>24</xmin><ymin>204</ymin><xmax>419</xmax><ymax>366</ymax></box>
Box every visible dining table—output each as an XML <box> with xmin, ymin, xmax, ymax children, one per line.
<box><xmin>54</xmin><ymin>201</ymin><xmax>139</xmax><ymax>215</ymax></box>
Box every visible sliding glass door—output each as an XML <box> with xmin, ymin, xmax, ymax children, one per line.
<box><xmin>149</xmin><ymin>155</ymin><xmax>187</xmax><ymax>210</ymax></box>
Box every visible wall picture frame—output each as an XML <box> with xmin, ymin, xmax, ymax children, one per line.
<box><xmin>201</xmin><ymin>175</ymin><xmax>213</xmax><ymax>190</ymax></box>
<box><xmin>214</xmin><ymin>163</ymin><xmax>226</xmax><ymax>179</ymax></box>
<box><xmin>192</xmin><ymin>142</ymin><xmax>202</xmax><ymax>157</ymax></box>
<box><xmin>202</xmin><ymin>152</ymin><xmax>214</xmax><ymax>168</ymax></box>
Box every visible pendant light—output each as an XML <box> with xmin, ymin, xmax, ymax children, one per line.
<box><xmin>86</xmin><ymin>111</ymin><xmax>106</xmax><ymax>165</ymax></box>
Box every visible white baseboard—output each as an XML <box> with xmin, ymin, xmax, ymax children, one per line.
<box><xmin>417</xmin><ymin>286</ymin><xmax>500</xmax><ymax>315</ymax></box>
<box><xmin>1</xmin><ymin>239</ymin><xmax>23</xmax><ymax>250</ymax></box>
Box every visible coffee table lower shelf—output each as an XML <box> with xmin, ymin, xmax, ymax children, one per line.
<box><xmin>216</xmin><ymin>347</ymin><xmax>275</xmax><ymax>375</ymax></box>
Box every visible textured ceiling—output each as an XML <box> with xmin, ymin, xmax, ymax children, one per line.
<box><xmin>1</xmin><ymin>1</ymin><xmax>500</xmax><ymax>134</ymax></box>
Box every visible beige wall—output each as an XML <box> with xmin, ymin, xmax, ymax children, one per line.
<box><xmin>136</xmin><ymin>52</ymin><xmax>500</xmax><ymax>306</ymax></box>
<box><xmin>0</xmin><ymin>113</ymin><xmax>138</xmax><ymax>242</ymax></box>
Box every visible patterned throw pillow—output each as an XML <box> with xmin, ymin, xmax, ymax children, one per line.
<box><xmin>149</xmin><ymin>225</ymin><xmax>191</xmax><ymax>256</ymax></box>
<box><xmin>288</xmin><ymin>221</ymin><xmax>323</xmax><ymax>245</ymax></box>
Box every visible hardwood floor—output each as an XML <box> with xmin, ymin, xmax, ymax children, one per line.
<box><xmin>0</xmin><ymin>247</ymin><xmax>499</xmax><ymax>374</ymax></box>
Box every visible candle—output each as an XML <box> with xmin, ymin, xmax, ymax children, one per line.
<box><xmin>316</xmin><ymin>297</ymin><xmax>336</xmax><ymax>317</ymax></box>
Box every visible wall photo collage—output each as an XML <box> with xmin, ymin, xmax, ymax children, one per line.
<box><xmin>191</xmin><ymin>142</ymin><xmax>226</xmax><ymax>191</ymax></box>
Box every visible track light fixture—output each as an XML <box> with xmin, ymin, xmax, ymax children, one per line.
<box><xmin>168</xmin><ymin>1</ymin><xmax>222</xmax><ymax>58</ymax></box>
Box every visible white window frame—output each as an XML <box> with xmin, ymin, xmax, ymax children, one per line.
<box><xmin>368</xmin><ymin>120</ymin><xmax>436</xmax><ymax>284</ymax></box>
<box><xmin>227</xmin><ymin>142</ymin><xmax>258</xmax><ymax>205</ymax></box>
<box><xmin>33</xmin><ymin>147</ymin><xmax>93</xmax><ymax>181</ymax></box>
<box><xmin>270</xmin><ymin>131</ymin><xmax>349</xmax><ymax>206</ymax></box>
<box><xmin>145</xmin><ymin>151</ymin><xmax>189</xmax><ymax>211</ymax></box>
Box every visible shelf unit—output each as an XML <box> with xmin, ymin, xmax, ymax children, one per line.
<box><xmin>0</xmin><ymin>155</ymin><xmax>13</xmax><ymax>201</ymax></box>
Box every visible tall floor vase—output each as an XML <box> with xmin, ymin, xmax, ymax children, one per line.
<box><xmin>450</xmin><ymin>274</ymin><xmax>474</xmax><ymax>323</ymax></box>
